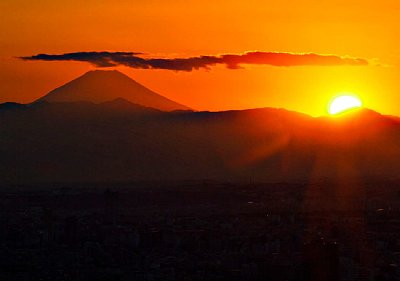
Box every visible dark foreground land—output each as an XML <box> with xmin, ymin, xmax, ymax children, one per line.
<box><xmin>1</xmin><ymin>181</ymin><xmax>400</xmax><ymax>281</ymax></box>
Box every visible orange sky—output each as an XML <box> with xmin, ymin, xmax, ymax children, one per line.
<box><xmin>1</xmin><ymin>0</ymin><xmax>400</xmax><ymax>116</ymax></box>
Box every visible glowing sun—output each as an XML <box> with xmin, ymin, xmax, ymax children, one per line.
<box><xmin>328</xmin><ymin>95</ymin><xmax>362</xmax><ymax>115</ymax></box>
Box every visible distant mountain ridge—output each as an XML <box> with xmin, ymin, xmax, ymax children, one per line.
<box><xmin>1</xmin><ymin>100</ymin><xmax>400</xmax><ymax>184</ymax></box>
<box><xmin>2</xmin><ymin>70</ymin><xmax>400</xmax><ymax>183</ymax></box>
<box><xmin>36</xmin><ymin>70</ymin><xmax>191</xmax><ymax>111</ymax></box>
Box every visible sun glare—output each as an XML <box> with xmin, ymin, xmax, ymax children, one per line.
<box><xmin>328</xmin><ymin>94</ymin><xmax>362</xmax><ymax>115</ymax></box>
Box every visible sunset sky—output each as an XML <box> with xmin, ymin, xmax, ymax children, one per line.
<box><xmin>1</xmin><ymin>0</ymin><xmax>399</xmax><ymax>116</ymax></box>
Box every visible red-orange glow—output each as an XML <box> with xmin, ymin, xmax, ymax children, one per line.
<box><xmin>1</xmin><ymin>1</ymin><xmax>400</xmax><ymax>116</ymax></box>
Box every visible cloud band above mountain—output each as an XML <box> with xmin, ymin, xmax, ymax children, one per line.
<box><xmin>20</xmin><ymin>51</ymin><xmax>369</xmax><ymax>71</ymax></box>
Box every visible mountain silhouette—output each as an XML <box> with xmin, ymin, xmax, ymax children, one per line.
<box><xmin>36</xmin><ymin>70</ymin><xmax>191</xmax><ymax>111</ymax></box>
<box><xmin>0</xmin><ymin>102</ymin><xmax>26</xmax><ymax>111</ymax></box>
<box><xmin>1</xmin><ymin>100</ymin><xmax>400</xmax><ymax>184</ymax></box>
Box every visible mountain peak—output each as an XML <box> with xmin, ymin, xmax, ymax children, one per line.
<box><xmin>36</xmin><ymin>70</ymin><xmax>191</xmax><ymax>111</ymax></box>
<box><xmin>84</xmin><ymin>69</ymin><xmax>127</xmax><ymax>77</ymax></box>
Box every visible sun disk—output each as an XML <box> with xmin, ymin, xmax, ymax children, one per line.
<box><xmin>328</xmin><ymin>94</ymin><xmax>362</xmax><ymax>115</ymax></box>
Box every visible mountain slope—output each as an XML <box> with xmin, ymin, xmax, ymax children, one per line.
<box><xmin>36</xmin><ymin>70</ymin><xmax>191</xmax><ymax>111</ymax></box>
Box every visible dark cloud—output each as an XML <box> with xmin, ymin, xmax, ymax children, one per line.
<box><xmin>21</xmin><ymin>52</ymin><xmax>141</xmax><ymax>67</ymax></box>
<box><xmin>20</xmin><ymin>51</ymin><xmax>369</xmax><ymax>71</ymax></box>
<box><xmin>221</xmin><ymin>52</ymin><xmax>368</xmax><ymax>68</ymax></box>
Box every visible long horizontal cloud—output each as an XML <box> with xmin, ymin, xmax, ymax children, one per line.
<box><xmin>20</xmin><ymin>51</ymin><xmax>368</xmax><ymax>71</ymax></box>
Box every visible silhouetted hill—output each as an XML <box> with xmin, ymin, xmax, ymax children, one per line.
<box><xmin>100</xmin><ymin>98</ymin><xmax>161</xmax><ymax>113</ymax></box>
<box><xmin>36</xmin><ymin>70</ymin><xmax>191</xmax><ymax>111</ymax></box>
<box><xmin>0</xmin><ymin>102</ymin><xmax>26</xmax><ymax>111</ymax></box>
<box><xmin>1</xmin><ymin>101</ymin><xmax>400</xmax><ymax>184</ymax></box>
